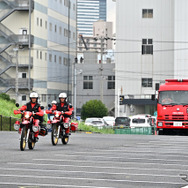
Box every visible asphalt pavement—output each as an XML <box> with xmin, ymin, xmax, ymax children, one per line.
<box><xmin>0</xmin><ymin>131</ymin><xmax>188</xmax><ymax>188</ymax></box>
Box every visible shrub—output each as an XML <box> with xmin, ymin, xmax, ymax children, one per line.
<box><xmin>0</xmin><ymin>93</ymin><xmax>10</xmax><ymax>101</ymax></box>
<box><xmin>81</xmin><ymin>100</ymin><xmax>108</xmax><ymax>120</ymax></box>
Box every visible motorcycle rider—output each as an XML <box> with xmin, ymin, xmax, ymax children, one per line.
<box><xmin>52</xmin><ymin>92</ymin><xmax>74</xmax><ymax>135</ymax></box>
<box><xmin>18</xmin><ymin>92</ymin><xmax>46</xmax><ymax>142</ymax></box>
<box><xmin>48</xmin><ymin>100</ymin><xmax>57</xmax><ymax>120</ymax></box>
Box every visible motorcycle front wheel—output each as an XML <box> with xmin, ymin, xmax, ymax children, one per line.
<box><xmin>28</xmin><ymin>132</ymin><xmax>35</xmax><ymax>150</ymax></box>
<box><xmin>62</xmin><ymin>136</ymin><xmax>69</xmax><ymax>145</ymax></box>
<box><xmin>20</xmin><ymin>126</ymin><xmax>27</xmax><ymax>151</ymax></box>
<box><xmin>51</xmin><ymin>125</ymin><xmax>59</xmax><ymax>145</ymax></box>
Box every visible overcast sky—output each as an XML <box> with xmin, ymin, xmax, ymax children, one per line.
<box><xmin>107</xmin><ymin>0</ymin><xmax>116</xmax><ymax>33</ymax></box>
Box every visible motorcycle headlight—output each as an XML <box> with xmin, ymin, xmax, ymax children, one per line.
<box><xmin>14</xmin><ymin>123</ymin><xmax>20</xmax><ymax>131</ymax></box>
<box><xmin>158</xmin><ymin>122</ymin><xmax>163</xmax><ymax>127</ymax></box>
<box><xmin>64</xmin><ymin>123</ymin><xmax>69</xmax><ymax>128</ymax></box>
<box><xmin>55</xmin><ymin>114</ymin><xmax>60</xmax><ymax>118</ymax></box>
<box><xmin>32</xmin><ymin>125</ymin><xmax>39</xmax><ymax>132</ymax></box>
<box><xmin>25</xmin><ymin>114</ymin><xmax>30</xmax><ymax>119</ymax></box>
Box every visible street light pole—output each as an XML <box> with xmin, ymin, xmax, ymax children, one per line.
<box><xmin>67</xmin><ymin>0</ymin><xmax>70</xmax><ymax>96</ymax></box>
<box><xmin>73</xmin><ymin>58</ymin><xmax>77</xmax><ymax>118</ymax></box>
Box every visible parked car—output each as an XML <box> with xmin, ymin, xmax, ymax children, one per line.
<box><xmin>103</xmin><ymin>116</ymin><xmax>115</xmax><ymax>127</ymax></box>
<box><xmin>114</xmin><ymin>117</ymin><xmax>130</xmax><ymax>129</ymax></box>
<box><xmin>129</xmin><ymin>115</ymin><xmax>151</xmax><ymax>128</ymax></box>
<box><xmin>85</xmin><ymin>118</ymin><xmax>107</xmax><ymax>129</ymax></box>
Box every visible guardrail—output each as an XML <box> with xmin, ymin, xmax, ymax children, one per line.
<box><xmin>114</xmin><ymin>127</ymin><xmax>157</xmax><ymax>135</ymax></box>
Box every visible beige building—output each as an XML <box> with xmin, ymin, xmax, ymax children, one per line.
<box><xmin>93</xmin><ymin>20</ymin><xmax>113</xmax><ymax>49</ymax></box>
<box><xmin>77</xmin><ymin>20</ymin><xmax>113</xmax><ymax>54</ymax></box>
<box><xmin>0</xmin><ymin>0</ymin><xmax>76</xmax><ymax>107</ymax></box>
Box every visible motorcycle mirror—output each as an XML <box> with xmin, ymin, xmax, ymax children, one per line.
<box><xmin>15</xmin><ymin>103</ymin><xmax>19</xmax><ymax>107</ymax></box>
<box><xmin>48</xmin><ymin>104</ymin><xmax>52</xmax><ymax>108</ymax></box>
<box><xmin>41</xmin><ymin>106</ymin><xmax>44</xmax><ymax>110</ymax></box>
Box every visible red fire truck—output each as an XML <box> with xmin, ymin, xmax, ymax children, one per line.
<box><xmin>157</xmin><ymin>79</ymin><xmax>188</xmax><ymax>135</ymax></box>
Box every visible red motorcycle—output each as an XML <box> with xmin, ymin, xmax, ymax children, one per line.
<box><xmin>14</xmin><ymin>104</ymin><xmax>46</xmax><ymax>151</ymax></box>
<box><xmin>46</xmin><ymin>110</ymin><xmax>70</xmax><ymax>145</ymax></box>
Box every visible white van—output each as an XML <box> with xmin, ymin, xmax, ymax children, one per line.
<box><xmin>129</xmin><ymin>115</ymin><xmax>151</xmax><ymax>128</ymax></box>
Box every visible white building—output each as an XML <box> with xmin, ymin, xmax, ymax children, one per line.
<box><xmin>115</xmin><ymin>0</ymin><xmax>188</xmax><ymax>117</ymax></box>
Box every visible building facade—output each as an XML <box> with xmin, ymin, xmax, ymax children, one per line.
<box><xmin>77</xmin><ymin>0</ymin><xmax>106</xmax><ymax>36</ymax></box>
<box><xmin>115</xmin><ymin>0</ymin><xmax>188</xmax><ymax>117</ymax></box>
<box><xmin>75</xmin><ymin>55</ymin><xmax>115</xmax><ymax>116</ymax></box>
<box><xmin>0</xmin><ymin>0</ymin><xmax>76</xmax><ymax>107</ymax></box>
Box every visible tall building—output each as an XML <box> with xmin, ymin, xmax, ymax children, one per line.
<box><xmin>115</xmin><ymin>0</ymin><xmax>188</xmax><ymax>117</ymax></box>
<box><xmin>77</xmin><ymin>0</ymin><xmax>106</xmax><ymax>36</ymax></box>
<box><xmin>0</xmin><ymin>0</ymin><xmax>76</xmax><ymax>106</ymax></box>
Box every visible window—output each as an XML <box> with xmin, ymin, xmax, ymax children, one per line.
<box><xmin>45</xmin><ymin>53</ymin><xmax>47</xmax><ymax>61</ymax></box>
<box><xmin>22</xmin><ymin>73</ymin><xmax>27</xmax><ymax>78</ymax></box>
<box><xmin>37</xmin><ymin>17</ymin><xmax>39</xmax><ymax>26</ymax></box>
<box><xmin>142</xmin><ymin>38</ymin><xmax>153</xmax><ymax>55</ymax></box>
<box><xmin>55</xmin><ymin>25</ymin><xmax>57</xmax><ymax>32</ymax></box>
<box><xmin>108</xmin><ymin>76</ymin><xmax>115</xmax><ymax>89</ymax></box>
<box><xmin>64</xmin><ymin>57</ymin><xmax>68</xmax><ymax>66</ymax></box>
<box><xmin>40</xmin><ymin>51</ymin><xmax>42</xmax><ymax>59</ymax></box>
<box><xmin>59</xmin><ymin>56</ymin><xmax>62</xmax><ymax>64</ymax></box>
<box><xmin>49</xmin><ymin>54</ymin><xmax>52</xmax><ymax>62</ymax></box>
<box><xmin>41</xmin><ymin>94</ymin><xmax>46</xmax><ymax>102</ymax></box>
<box><xmin>59</xmin><ymin>26</ymin><xmax>62</xmax><ymax>35</ymax></box>
<box><xmin>40</xmin><ymin>19</ymin><xmax>42</xmax><ymax>27</ymax></box>
<box><xmin>142</xmin><ymin>78</ymin><xmax>152</xmax><ymax>87</ymax></box>
<box><xmin>54</xmin><ymin>55</ymin><xmax>56</xmax><ymax>63</ymax></box>
<box><xmin>22</xmin><ymin>95</ymin><xmax>26</xmax><ymax>101</ymax></box>
<box><xmin>45</xmin><ymin>21</ymin><xmax>47</xmax><ymax>29</ymax></box>
<box><xmin>36</xmin><ymin>50</ymin><xmax>39</xmax><ymax>59</ymax></box>
<box><xmin>69</xmin><ymin>30</ymin><xmax>71</xmax><ymax>38</ymax></box>
<box><xmin>142</xmin><ymin>9</ymin><xmax>153</xmax><ymax>18</ymax></box>
<box><xmin>83</xmin><ymin>76</ymin><xmax>93</xmax><ymax>89</ymax></box>
<box><xmin>49</xmin><ymin>23</ymin><xmax>52</xmax><ymax>31</ymax></box>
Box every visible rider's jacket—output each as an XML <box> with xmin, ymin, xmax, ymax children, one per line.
<box><xmin>19</xmin><ymin>102</ymin><xmax>44</xmax><ymax>120</ymax></box>
<box><xmin>53</xmin><ymin>102</ymin><xmax>73</xmax><ymax>118</ymax></box>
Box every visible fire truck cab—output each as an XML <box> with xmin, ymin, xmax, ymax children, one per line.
<box><xmin>157</xmin><ymin>79</ymin><xmax>188</xmax><ymax>135</ymax></box>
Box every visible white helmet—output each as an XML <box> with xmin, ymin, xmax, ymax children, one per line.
<box><xmin>51</xmin><ymin>100</ymin><xmax>57</xmax><ymax>104</ymax></box>
<box><xmin>59</xmin><ymin>92</ymin><xmax>67</xmax><ymax>98</ymax></box>
<box><xmin>30</xmin><ymin>92</ymin><xmax>38</xmax><ymax>98</ymax></box>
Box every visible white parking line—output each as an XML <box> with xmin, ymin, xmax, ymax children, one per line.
<box><xmin>0</xmin><ymin>182</ymin><xmax>114</xmax><ymax>188</ymax></box>
<box><xmin>8</xmin><ymin>162</ymin><xmax>187</xmax><ymax>172</ymax></box>
<box><xmin>33</xmin><ymin>158</ymin><xmax>188</xmax><ymax>167</ymax></box>
<box><xmin>0</xmin><ymin>166</ymin><xmax>180</xmax><ymax>178</ymax></box>
<box><xmin>54</xmin><ymin>153</ymin><xmax>188</xmax><ymax>162</ymax></box>
<box><xmin>0</xmin><ymin>174</ymin><xmax>185</xmax><ymax>186</ymax></box>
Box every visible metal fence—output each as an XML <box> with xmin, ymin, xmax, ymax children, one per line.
<box><xmin>0</xmin><ymin>115</ymin><xmax>20</xmax><ymax>131</ymax></box>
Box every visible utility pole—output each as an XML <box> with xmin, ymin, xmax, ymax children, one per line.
<box><xmin>100</xmin><ymin>37</ymin><xmax>104</xmax><ymax>103</ymax></box>
<box><xmin>28</xmin><ymin>0</ymin><xmax>31</xmax><ymax>92</ymax></box>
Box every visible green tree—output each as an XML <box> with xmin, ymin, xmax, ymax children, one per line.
<box><xmin>81</xmin><ymin>100</ymin><xmax>108</xmax><ymax>120</ymax></box>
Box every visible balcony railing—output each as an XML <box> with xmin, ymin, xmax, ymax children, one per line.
<box><xmin>5</xmin><ymin>78</ymin><xmax>33</xmax><ymax>89</ymax></box>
